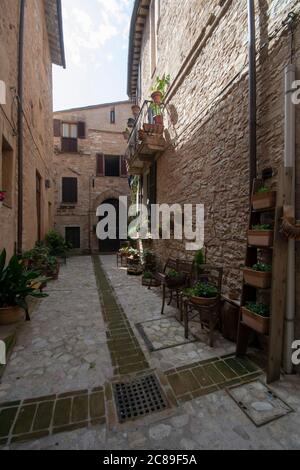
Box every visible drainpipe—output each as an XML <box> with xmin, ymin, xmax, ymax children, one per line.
<box><xmin>283</xmin><ymin>64</ymin><xmax>296</xmax><ymax>374</ymax></box>
<box><xmin>248</xmin><ymin>0</ymin><xmax>257</xmax><ymax>195</ymax></box>
<box><xmin>17</xmin><ymin>0</ymin><xmax>26</xmax><ymax>254</ymax></box>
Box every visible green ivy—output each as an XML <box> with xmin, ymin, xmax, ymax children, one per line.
<box><xmin>245</xmin><ymin>302</ymin><xmax>270</xmax><ymax>317</ymax></box>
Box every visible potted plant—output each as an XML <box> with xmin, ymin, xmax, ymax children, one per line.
<box><xmin>0</xmin><ymin>250</ymin><xmax>47</xmax><ymax>325</ymax></box>
<box><xmin>123</xmin><ymin>128</ymin><xmax>130</xmax><ymax>141</ymax></box>
<box><xmin>45</xmin><ymin>230</ymin><xmax>71</xmax><ymax>260</ymax></box>
<box><xmin>142</xmin><ymin>271</ymin><xmax>160</xmax><ymax>287</ymax></box>
<box><xmin>150</xmin><ymin>103</ymin><xmax>164</xmax><ymax>126</ymax></box>
<box><xmin>0</xmin><ymin>190</ymin><xmax>6</xmax><ymax>208</ymax></box>
<box><xmin>23</xmin><ymin>245</ymin><xmax>60</xmax><ymax>280</ymax></box>
<box><xmin>150</xmin><ymin>74</ymin><xmax>171</xmax><ymax>104</ymax></box>
<box><xmin>248</xmin><ymin>224</ymin><xmax>273</xmax><ymax>247</ymax></box>
<box><xmin>127</xmin><ymin>118</ymin><xmax>136</xmax><ymax>128</ymax></box>
<box><xmin>143</xmin><ymin>123</ymin><xmax>164</xmax><ymax>134</ymax></box>
<box><xmin>184</xmin><ymin>282</ymin><xmax>218</xmax><ymax>306</ymax></box>
<box><xmin>242</xmin><ymin>302</ymin><xmax>270</xmax><ymax>334</ymax></box>
<box><xmin>243</xmin><ymin>262</ymin><xmax>272</xmax><ymax>289</ymax></box>
<box><xmin>252</xmin><ymin>186</ymin><xmax>276</xmax><ymax>211</ymax></box>
<box><xmin>165</xmin><ymin>269</ymin><xmax>186</xmax><ymax>288</ymax></box>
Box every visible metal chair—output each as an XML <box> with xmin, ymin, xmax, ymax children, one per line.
<box><xmin>182</xmin><ymin>265</ymin><xmax>223</xmax><ymax>347</ymax></box>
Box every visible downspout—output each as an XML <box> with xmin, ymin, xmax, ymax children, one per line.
<box><xmin>248</xmin><ymin>0</ymin><xmax>257</xmax><ymax>195</ymax></box>
<box><xmin>283</xmin><ymin>63</ymin><xmax>296</xmax><ymax>374</ymax></box>
<box><xmin>17</xmin><ymin>0</ymin><xmax>26</xmax><ymax>254</ymax></box>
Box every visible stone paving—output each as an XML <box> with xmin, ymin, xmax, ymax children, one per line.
<box><xmin>1</xmin><ymin>255</ymin><xmax>300</xmax><ymax>450</ymax></box>
<box><xmin>0</xmin><ymin>256</ymin><xmax>112</xmax><ymax>402</ymax></box>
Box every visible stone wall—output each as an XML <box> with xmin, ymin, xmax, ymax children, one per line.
<box><xmin>135</xmin><ymin>1</ymin><xmax>300</xmax><ymax>335</ymax></box>
<box><xmin>53</xmin><ymin>102</ymin><xmax>132</xmax><ymax>253</ymax></box>
<box><xmin>0</xmin><ymin>0</ymin><xmax>58</xmax><ymax>258</ymax></box>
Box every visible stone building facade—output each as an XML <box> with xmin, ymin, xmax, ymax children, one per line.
<box><xmin>53</xmin><ymin>101</ymin><xmax>132</xmax><ymax>253</ymax></box>
<box><xmin>127</xmin><ymin>1</ymin><xmax>300</xmax><ymax>342</ymax></box>
<box><xmin>0</xmin><ymin>0</ymin><xmax>65</xmax><ymax>258</ymax></box>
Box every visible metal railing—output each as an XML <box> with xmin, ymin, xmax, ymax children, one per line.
<box><xmin>126</xmin><ymin>100</ymin><xmax>153</xmax><ymax>161</ymax></box>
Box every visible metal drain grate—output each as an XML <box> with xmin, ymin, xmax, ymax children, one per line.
<box><xmin>113</xmin><ymin>374</ymin><xmax>168</xmax><ymax>423</ymax></box>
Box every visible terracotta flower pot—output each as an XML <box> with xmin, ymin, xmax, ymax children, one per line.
<box><xmin>0</xmin><ymin>306</ymin><xmax>25</xmax><ymax>325</ymax></box>
<box><xmin>190</xmin><ymin>296</ymin><xmax>218</xmax><ymax>306</ymax></box>
<box><xmin>248</xmin><ymin>230</ymin><xmax>274</xmax><ymax>247</ymax></box>
<box><xmin>242</xmin><ymin>307</ymin><xmax>270</xmax><ymax>335</ymax></box>
<box><xmin>153</xmin><ymin>115</ymin><xmax>163</xmax><ymax>125</ymax></box>
<box><xmin>143</xmin><ymin>123</ymin><xmax>164</xmax><ymax>134</ymax></box>
<box><xmin>252</xmin><ymin>191</ymin><xmax>276</xmax><ymax>211</ymax></box>
<box><xmin>243</xmin><ymin>267</ymin><xmax>272</xmax><ymax>289</ymax></box>
<box><xmin>151</xmin><ymin>91</ymin><xmax>163</xmax><ymax>104</ymax></box>
<box><xmin>138</xmin><ymin>129</ymin><xmax>145</xmax><ymax>141</ymax></box>
<box><xmin>132</xmin><ymin>105</ymin><xmax>140</xmax><ymax>117</ymax></box>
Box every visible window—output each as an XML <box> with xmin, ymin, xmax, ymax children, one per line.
<box><xmin>105</xmin><ymin>156</ymin><xmax>120</xmax><ymax>177</ymax></box>
<box><xmin>1</xmin><ymin>137</ymin><xmax>13</xmax><ymax>207</ymax></box>
<box><xmin>110</xmin><ymin>108</ymin><xmax>116</xmax><ymax>124</ymax></box>
<box><xmin>62</xmin><ymin>123</ymin><xmax>78</xmax><ymax>138</ymax></box>
<box><xmin>65</xmin><ymin>227</ymin><xmax>80</xmax><ymax>249</ymax></box>
<box><xmin>62</xmin><ymin>177</ymin><xmax>78</xmax><ymax>204</ymax></box>
<box><xmin>61</xmin><ymin>123</ymin><xmax>78</xmax><ymax>152</ymax></box>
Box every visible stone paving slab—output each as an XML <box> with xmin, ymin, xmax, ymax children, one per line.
<box><xmin>0</xmin><ymin>257</ymin><xmax>113</xmax><ymax>402</ymax></box>
<box><xmin>0</xmin><ymin>387</ymin><xmax>105</xmax><ymax>446</ymax></box>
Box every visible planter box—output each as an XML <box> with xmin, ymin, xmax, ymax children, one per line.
<box><xmin>143</xmin><ymin>123</ymin><xmax>164</xmax><ymax>135</ymax></box>
<box><xmin>248</xmin><ymin>230</ymin><xmax>273</xmax><ymax>247</ymax></box>
<box><xmin>0</xmin><ymin>306</ymin><xmax>24</xmax><ymax>326</ymax></box>
<box><xmin>190</xmin><ymin>296</ymin><xmax>218</xmax><ymax>306</ymax></box>
<box><xmin>242</xmin><ymin>307</ymin><xmax>270</xmax><ymax>335</ymax></box>
<box><xmin>243</xmin><ymin>268</ymin><xmax>272</xmax><ymax>289</ymax></box>
<box><xmin>252</xmin><ymin>191</ymin><xmax>276</xmax><ymax>211</ymax></box>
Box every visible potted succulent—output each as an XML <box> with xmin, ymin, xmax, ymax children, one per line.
<box><xmin>243</xmin><ymin>262</ymin><xmax>272</xmax><ymax>289</ymax></box>
<box><xmin>252</xmin><ymin>186</ymin><xmax>276</xmax><ymax>211</ymax></box>
<box><xmin>184</xmin><ymin>282</ymin><xmax>218</xmax><ymax>306</ymax></box>
<box><xmin>0</xmin><ymin>249</ymin><xmax>47</xmax><ymax>325</ymax></box>
<box><xmin>0</xmin><ymin>190</ymin><xmax>6</xmax><ymax>208</ymax></box>
<box><xmin>150</xmin><ymin>74</ymin><xmax>171</xmax><ymax>104</ymax></box>
<box><xmin>248</xmin><ymin>224</ymin><xmax>274</xmax><ymax>247</ymax></box>
<box><xmin>242</xmin><ymin>302</ymin><xmax>270</xmax><ymax>334</ymax></box>
<box><xmin>165</xmin><ymin>269</ymin><xmax>186</xmax><ymax>288</ymax></box>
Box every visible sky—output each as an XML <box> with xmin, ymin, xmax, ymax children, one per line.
<box><xmin>52</xmin><ymin>0</ymin><xmax>134</xmax><ymax>111</ymax></box>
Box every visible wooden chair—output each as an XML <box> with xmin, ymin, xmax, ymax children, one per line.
<box><xmin>154</xmin><ymin>258</ymin><xmax>194</xmax><ymax>315</ymax></box>
<box><xmin>182</xmin><ymin>265</ymin><xmax>223</xmax><ymax>347</ymax></box>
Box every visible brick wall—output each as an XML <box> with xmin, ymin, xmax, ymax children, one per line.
<box><xmin>53</xmin><ymin>102</ymin><xmax>132</xmax><ymax>253</ymax></box>
<box><xmin>134</xmin><ymin>0</ymin><xmax>300</xmax><ymax>337</ymax></box>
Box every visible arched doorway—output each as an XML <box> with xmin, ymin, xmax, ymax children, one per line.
<box><xmin>98</xmin><ymin>198</ymin><xmax>121</xmax><ymax>253</ymax></box>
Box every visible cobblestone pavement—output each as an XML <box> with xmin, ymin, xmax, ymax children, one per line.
<box><xmin>0</xmin><ymin>257</ymin><xmax>113</xmax><ymax>403</ymax></box>
<box><xmin>1</xmin><ymin>255</ymin><xmax>300</xmax><ymax>450</ymax></box>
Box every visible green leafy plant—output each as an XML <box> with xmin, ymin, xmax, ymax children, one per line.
<box><xmin>151</xmin><ymin>74</ymin><xmax>171</xmax><ymax>98</ymax></box>
<box><xmin>194</xmin><ymin>249</ymin><xmax>205</xmax><ymax>267</ymax></box>
<box><xmin>22</xmin><ymin>245</ymin><xmax>58</xmax><ymax>277</ymax></box>
<box><xmin>45</xmin><ymin>230</ymin><xmax>72</xmax><ymax>257</ymax></box>
<box><xmin>256</xmin><ymin>186</ymin><xmax>270</xmax><ymax>194</ymax></box>
<box><xmin>252</xmin><ymin>262</ymin><xmax>272</xmax><ymax>272</ymax></box>
<box><xmin>245</xmin><ymin>302</ymin><xmax>270</xmax><ymax>318</ymax></box>
<box><xmin>252</xmin><ymin>224</ymin><xmax>272</xmax><ymax>231</ymax></box>
<box><xmin>0</xmin><ymin>249</ymin><xmax>47</xmax><ymax>311</ymax></box>
<box><xmin>166</xmin><ymin>270</ymin><xmax>182</xmax><ymax>280</ymax></box>
<box><xmin>143</xmin><ymin>271</ymin><xmax>154</xmax><ymax>280</ymax></box>
<box><xmin>149</xmin><ymin>102</ymin><xmax>162</xmax><ymax>116</ymax></box>
<box><xmin>189</xmin><ymin>282</ymin><xmax>218</xmax><ymax>299</ymax></box>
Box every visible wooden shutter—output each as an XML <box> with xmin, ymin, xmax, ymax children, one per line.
<box><xmin>78</xmin><ymin>121</ymin><xmax>86</xmax><ymax>139</ymax></box>
<box><xmin>96</xmin><ymin>153</ymin><xmax>104</xmax><ymax>176</ymax></box>
<box><xmin>53</xmin><ymin>119</ymin><xmax>61</xmax><ymax>137</ymax></box>
<box><xmin>62</xmin><ymin>177</ymin><xmax>78</xmax><ymax>204</ymax></box>
<box><xmin>120</xmin><ymin>156</ymin><xmax>127</xmax><ymax>177</ymax></box>
<box><xmin>61</xmin><ymin>138</ymin><xmax>78</xmax><ymax>153</ymax></box>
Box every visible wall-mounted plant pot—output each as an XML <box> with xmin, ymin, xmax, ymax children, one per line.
<box><xmin>153</xmin><ymin>115</ymin><xmax>163</xmax><ymax>125</ymax></box>
<box><xmin>143</xmin><ymin>123</ymin><xmax>164</xmax><ymax>134</ymax></box>
<box><xmin>0</xmin><ymin>306</ymin><xmax>24</xmax><ymax>325</ymax></box>
<box><xmin>242</xmin><ymin>307</ymin><xmax>270</xmax><ymax>335</ymax></box>
<box><xmin>132</xmin><ymin>105</ymin><xmax>140</xmax><ymax>117</ymax></box>
<box><xmin>190</xmin><ymin>296</ymin><xmax>218</xmax><ymax>306</ymax></box>
<box><xmin>248</xmin><ymin>230</ymin><xmax>273</xmax><ymax>247</ymax></box>
<box><xmin>151</xmin><ymin>91</ymin><xmax>163</xmax><ymax>105</ymax></box>
<box><xmin>252</xmin><ymin>191</ymin><xmax>276</xmax><ymax>211</ymax></box>
<box><xmin>243</xmin><ymin>268</ymin><xmax>272</xmax><ymax>289</ymax></box>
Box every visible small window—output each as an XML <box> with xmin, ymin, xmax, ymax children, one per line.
<box><xmin>1</xmin><ymin>137</ymin><xmax>13</xmax><ymax>207</ymax></box>
<box><xmin>110</xmin><ymin>108</ymin><xmax>116</xmax><ymax>124</ymax></box>
<box><xmin>105</xmin><ymin>156</ymin><xmax>120</xmax><ymax>177</ymax></box>
<box><xmin>62</xmin><ymin>177</ymin><xmax>78</xmax><ymax>204</ymax></box>
<box><xmin>65</xmin><ymin>227</ymin><xmax>80</xmax><ymax>249</ymax></box>
<box><xmin>62</xmin><ymin>123</ymin><xmax>78</xmax><ymax>138</ymax></box>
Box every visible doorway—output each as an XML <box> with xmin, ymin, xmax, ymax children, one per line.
<box><xmin>98</xmin><ymin>198</ymin><xmax>121</xmax><ymax>253</ymax></box>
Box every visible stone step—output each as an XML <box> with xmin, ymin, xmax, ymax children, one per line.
<box><xmin>0</xmin><ymin>325</ymin><xmax>17</xmax><ymax>379</ymax></box>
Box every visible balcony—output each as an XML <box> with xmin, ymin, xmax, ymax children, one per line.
<box><xmin>125</xmin><ymin>100</ymin><xmax>167</xmax><ymax>175</ymax></box>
